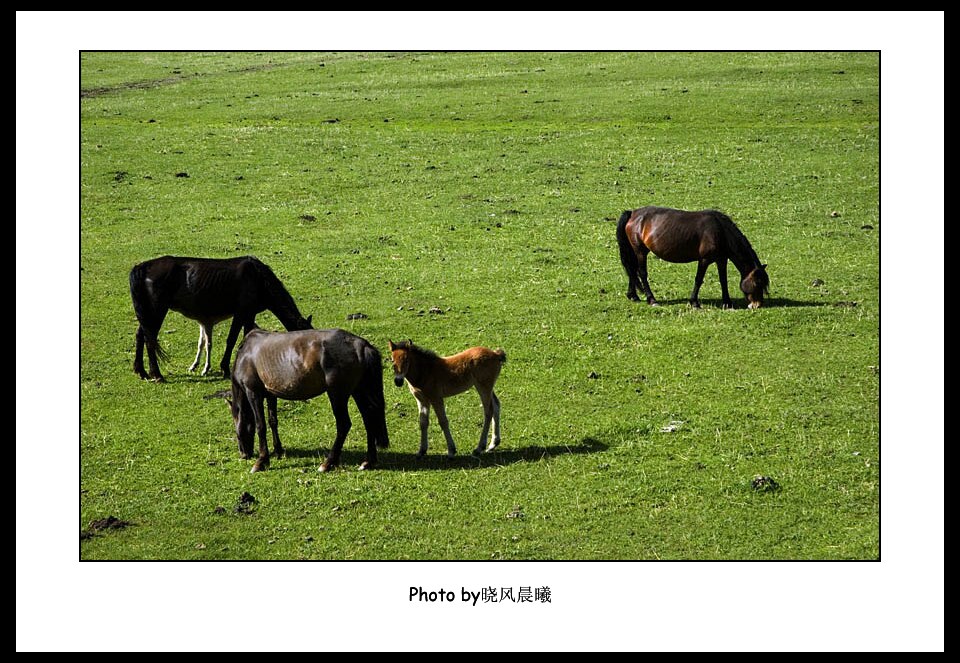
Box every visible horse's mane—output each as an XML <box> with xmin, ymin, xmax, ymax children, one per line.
<box><xmin>710</xmin><ymin>211</ymin><xmax>762</xmax><ymax>272</ymax></box>
<box><xmin>392</xmin><ymin>340</ymin><xmax>440</xmax><ymax>360</ymax></box>
<box><xmin>246</xmin><ymin>257</ymin><xmax>304</xmax><ymax>321</ymax></box>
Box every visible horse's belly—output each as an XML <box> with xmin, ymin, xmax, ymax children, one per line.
<box><xmin>262</xmin><ymin>372</ymin><xmax>327</xmax><ymax>401</ymax></box>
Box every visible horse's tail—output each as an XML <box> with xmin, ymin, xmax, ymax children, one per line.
<box><xmin>615</xmin><ymin>209</ymin><xmax>638</xmax><ymax>278</ymax></box>
<box><xmin>129</xmin><ymin>261</ymin><xmax>169</xmax><ymax>363</ymax></box>
<box><xmin>356</xmin><ymin>344</ymin><xmax>389</xmax><ymax>449</ymax></box>
<box><xmin>494</xmin><ymin>348</ymin><xmax>507</xmax><ymax>364</ymax></box>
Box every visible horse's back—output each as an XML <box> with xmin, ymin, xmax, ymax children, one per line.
<box><xmin>237</xmin><ymin>329</ymin><xmax>370</xmax><ymax>400</ymax></box>
<box><xmin>439</xmin><ymin>346</ymin><xmax>505</xmax><ymax>395</ymax></box>
<box><xmin>632</xmin><ymin>207</ymin><xmax>728</xmax><ymax>262</ymax></box>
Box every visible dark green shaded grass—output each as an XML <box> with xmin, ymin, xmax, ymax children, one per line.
<box><xmin>81</xmin><ymin>51</ymin><xmax>878</xmax><ymax>559</ymax></box>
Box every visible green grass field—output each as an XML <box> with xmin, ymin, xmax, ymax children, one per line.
<box><xmin>80</xmin><ymin>51</ymin><xmax>879</xmax><ymax>560</ymax></box>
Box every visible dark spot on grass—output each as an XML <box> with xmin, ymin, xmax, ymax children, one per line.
<box><xmin>322</xmin><ymin>118</ymin><xmax>340</xmax><ymax>123</ymax></box>
<box><xmin>346</xmin><ymin>312</ymin><xmax>368</xmax><ymax>320</ymax></box>
<box><xmin>299</xmin><ymin>214</ymin><xmax>316</xmax><ymax>222</ymax></box>
<box><xmin>587</xmin><ymin>371</ymin><xmax>600</xmax><ymax>379</ymax></box>
<box><xmin>175</xmin><ymin>172</ymin><xmax>189</xmax><ymax>178</ymax></box>
<box><xmin>833</xmin><ymin>301</ymin><xmax>859</xmax><ymax>308</ymax></box>
<box><xmin>428</xmin><ymin>306</ymin><xmax>444</xmax><ymax>315</ymax></box>
<box><xmin>82</xmin><ymin>515</ymin><xmax>134</xmax><ymax>540</ymax></box>
<box><xmin>114</xmin><ymin>171</ymin><xmax>128</xmax><ymax>182</ymax></box>
<box><xmin>751</xmin><ymin>475</ymin><xmax>780</xmax><ymax>492</ymax></box>
<box><xmin>861</xmin><ymin>224</ymin><xmax>874</xmax><ymax>230</ymax></box>
<box><xmin>235</xmin><ymin>492</ymin><xmax>256</xmax><ymax>514</ymax></box>
<box><xmin>810</xmin><ymin>279</ymin><xmax>825</xmax><ymax>287</ymax></box>
<box><xmin>213</xmin><ymin>506</ymin><xmax>226</xmax><ymax>514</ymax></box>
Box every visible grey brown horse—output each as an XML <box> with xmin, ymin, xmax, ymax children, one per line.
<box><xmin>228</xmin><ymin>329</ymin><xmax>389</xmax><ymax>473</ymax></box>
<box><xmin>616</xmin><ymin>207</ymin><xmax>769</xmax><ymax>309</ymax></box>
<box><xmin>129</xmin><ymin>255</ymin><xmax>313</xmax><ymax>381</ymax></box>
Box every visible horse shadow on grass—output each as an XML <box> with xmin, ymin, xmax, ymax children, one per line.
<box><xmin>645</xmin><ymin>297</ymin><xmax>829</xmax><ymax>309</ymax></box>
<box><xmin>275</xmin><ymin>436</ymin><xmax>610</xmax><ymax>472</ymax></box>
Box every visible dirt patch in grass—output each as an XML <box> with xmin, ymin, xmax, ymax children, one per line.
<box><xmin>81</xmin><ymin>62</ymin><xmax>300</xmax><ymax>99</ymax></box>
<box><xmin>81</xmin><ymin>515</ymin><xmax>134</xmax><ymax>541</ymax></box>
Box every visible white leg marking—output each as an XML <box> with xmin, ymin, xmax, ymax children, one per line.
<box><xmin>189</xmin><ymin>325</ymin><xmax>204</xmax><ymax>371</ymax></box>
<box><xmin>201</xmin><ymin>323</ymin><xmax>213</xmax><ymax>376</ymax></box>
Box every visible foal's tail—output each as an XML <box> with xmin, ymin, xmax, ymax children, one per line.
<box><xmin>615</xmin><ymin>209</ymin><xmax>638</xmax><ymax>278</ymax></box>
<box><xmin>129</xmin><ymin>262</ymin><xmax>169</xmax><ymax>363</ymax></box>
<box><xmin>494</xmin><ymin>348</ymin><xmax>507</xmax><ymax>364</ymax></box>
<box><xmin>356</xmin><ymin>344</ymin><xmax>389</xmax><ymax>449</ymax></box>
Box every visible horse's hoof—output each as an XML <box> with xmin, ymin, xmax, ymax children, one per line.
<box><xmin>239</xmin><ymin>452</ymin><xmax>251</xmax><ymax>460</ymax></box>
<box><xmin>272</xmin><ymin>450</ymin><xmax>284</xmax><ymax>459</ymax></box>
<box><xmin>647</xmin><ymin>300</ymin><xmax>658</xmax><ymax>307</ymax></box>
<box><xmin>358</xmin><ymin>461</ymin><xmax>375</xmax><ymax>471</ymax></box>
<box><xmin>150</xmin><ymin>376</ymin><xmax>166</xmax><ymax>384</ymax></box>
<box><xmin>318</xmin><ymin>463</ymin><xmax>335</xmax><ymax>473</ymax></box>
<box><xmin>446</xmin><ymin>451</ymin><xmax>457</xmax><ymax>459</ymax></box>
<box><xmin>626</xmin><ymin>292</ymin><xmax>640</xmax><ymax>302</ymax></box>
<box><xmin>250</xmin><ymin>463</ymin><xmax>268</xmax><ymax>473</ymax></box>
<box><xmin>486</xmin><ymin>442</ymin><xmax>500</xmax><ymax>452</ymax></box>
<box><xmin>416</xmin><ymin>452</ymin><xmax>426</xmax><ymax>460</ymax></box>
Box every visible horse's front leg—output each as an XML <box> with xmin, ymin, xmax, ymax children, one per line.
<box><xmin>716</xmin><ymin>259</ymin><xmax>733</xmax><ymax>309</ymax></box>
<box><xmin>416</xmin><ymin>398</ymin><xmax>431</xmax><ymax>458</ymax></box>
<box><xmin>249</xmin><ymin>392</ymin><xmax>270</xmax><ymax>473</ymax></box>
<box><xmin>266</xmin><ymin>395</ymin><xmax>283</xmax><ymax>459</ymax></box>
<box><xmin>690</xmin><ymin>260</ymin><xmax>710</xmax><ymax>309</ymax></box>
<box><xmin>319</xmin><ymin>392</ymin><xmax>352</xmax><ymax>472</ymax></box>
<box><xmin>432</xmin><ymin>399</ymin><xmax>458</xmax><ymax>458</ymax></box>
<box><xmin>220</xmin><ymin>317</ymin><xmax>244</xmax><ymax>378</ymax></box>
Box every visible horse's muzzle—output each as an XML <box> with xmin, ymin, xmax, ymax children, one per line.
<box><xmin>394</xmin><ymin>375</ymin><xmax>405</xmax><ymax>388</ymax></box>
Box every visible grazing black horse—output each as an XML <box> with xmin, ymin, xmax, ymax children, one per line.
<box><xmin>616</xmin><ymin>206</ymin><xmax>769</xmax><ymax>308</ymax></box>
<box><xmin>227</xmin><ymin>329</ymin><xmax>389</xmax><ymax>473</ymax></box>
<box><xmin>129</xmin><ymin>256</ymin><xmax>313</xmax><ymax>381</ymax></box>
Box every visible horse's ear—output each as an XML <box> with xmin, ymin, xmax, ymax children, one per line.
<box><xmin>306</xmin><ymin>315</ymin><xmax>313</xmax><ymax>325</ymax></box>
<box><xmin>387</xmin><ymin>340</ymin><xmax>394</xmax><ymax>350</ymax></box>
<box><xmin>408</xmin><ymin>338</ymin><xmax>413</xmax><ymax>346</ymax></box>
<box><xmin>761</xmin><ymin>264</ymin><xmax>767</xmax><ymax>269</ymax></box>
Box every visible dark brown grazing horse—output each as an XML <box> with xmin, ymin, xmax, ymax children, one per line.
<box><xmin>228</xmin><ymin>329</ymin><xmax>389</xmax><ymax>473</ymax></box>
<box><xmin>616</xmin><ymin>206</ymin><xmax>769</xmax><ymax>309</ymax></box>
<box><xmin>129</xmin><ymin>256</ymin><xmax>313</xmax><ymax>381</ymax></box>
